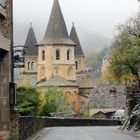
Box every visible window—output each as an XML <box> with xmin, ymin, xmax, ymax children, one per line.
<box><xmin>67</xmin><ymin>49</ymin><xmax>70</xmax><ymax>60</ymax></box>
<box><xmin>56</xmin><ymin>49</ymin><xmax>60</xmax><ymax>60</ymax></box>
<box><xmin>75</xmin><ymin>61</ymin><xmax>78</xmax><ymax>70</ymax></box>
<box><xmin>28</xmin><ymin>62</ymin><xmax>30</xmax><ymax>70</ymax></box>
<box><xmin>42</xmin><ymin>50</ymin><xmax>45</xmax><ymax>61</ymax></box>
<box><xmin>31</xmin><ymin>62</ymin><xmax>34</xmax><ymax>70</ymax></box>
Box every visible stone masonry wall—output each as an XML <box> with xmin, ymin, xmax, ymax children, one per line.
<box><xmin>89</xmin><ymin>84</ymin><xmax>126</xmax><ymax>109</ymax></box>
<box><xmin>0</xmin><ymin>0</ymin><xmax>12</xmax><ymax>133</ymax></box>
<box><xmin>19</xmin><ymin>116</ymin><xmax>119</xmax><ymax>140</ymax></box>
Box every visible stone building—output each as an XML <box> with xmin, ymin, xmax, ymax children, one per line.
<box><xmin>89</xmin><ymin>84</ymin><xmax>126</xmax><ymax>109</ymax></box>
<box><xmin>37</xmin><ymin>0</ymin><xmax>76</xmax><ymax>82</ymax></box>
<box><xmin>0</xmin><ymin>0</ymin><xmax>12</xmax><ymax>136</ymax></box>
<box><xmin>15</xmin><ymin>0</ymin><xmax>88</xmax><ymax>114</ymax></box>
<box><xmin>17</xmin><ymin>24</ymin><xmax>38</xmax><ymax>85</ymax></box>
<box><xmin>36</xmin><ymin>0</ymin><xmax>88</xmax><ymax>113</ymax></box>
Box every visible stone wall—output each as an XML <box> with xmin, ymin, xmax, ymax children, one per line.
<box><xmin>19</xmin><ymin>117</ymin><xmax>45</xmax><ymax>140</ymax></box>
<box><xmin>0</xmin><ymin>0</ymin><xmax>12</xmax><ymax>132</ymax></box>
<box><xmin>19</xmin><ymin>116</ymin><xmax>119</xmax><ymax>140</ymax></box>
<box><xmin>89</xmin><ymin>84</ymin><xmax>126</xmax><ymax>109</ymax></box>
<box><xmin>0</xmin><ymin>0</ymin><xmax>12</xmax><ymax>39</ymax></box>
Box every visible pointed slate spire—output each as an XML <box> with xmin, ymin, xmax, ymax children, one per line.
<box><xmin>70</xmin><ymin>23</ymin><xmax>85</xmax><ymax>57</ymax></box>
<box><xmin>24</xmin><ymin>23</ymin><xmax>38</xmax><ymax>55</ymax></box>
<box><xmin>42</xmin><ymin>0</ymin><xmax>75</xmax><ymax>45</ymax></box>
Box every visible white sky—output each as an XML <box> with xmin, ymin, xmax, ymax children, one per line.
<box><xmin>13</xmin><ymin>0</ymin><xmax>139</xmax><ymax>49</ymax></box>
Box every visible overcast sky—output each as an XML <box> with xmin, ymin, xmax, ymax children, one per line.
<box><xmin>13</xmin><ymin>0</ymin><xmax>139</xmax><ymax>51</ymax></box>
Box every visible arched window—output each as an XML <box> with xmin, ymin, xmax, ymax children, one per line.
<box><xmin>75</xmin><ymin>61</ymin><xmax>78</xmax><ymax>70</ymax></box>
<box><xmin>56</xmin><ymin>49</ymin><xmax>60</xmax><ymax>60</ymax></box>
<box><xmin>28</xmin><ymin>62</ymin><xmax>30</xmax><ymax>70</ymax></box>
<box><xmin>67</xmin><ymin>49</ymin><xmax>70</xmax><ymax>60</ymax></box>
<box><xmin>42</xmin><ymin>50</ymin><xmax>45</xmax><ymax>61</ymax></box>
<box><xmin>68</xmin><ymin>67</ymin><xmax>73</xmax><ymax>77</ymax></box>
<box><xmin>31</xmin><ymin>62</ymin><xmax>34</xmax><ymax>70</ymax></box>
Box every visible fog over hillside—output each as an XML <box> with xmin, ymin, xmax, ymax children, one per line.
<box><xmin>80</xmin><ymin>32</ymin><xmax>111</xmax><ymax>55</ymax></box>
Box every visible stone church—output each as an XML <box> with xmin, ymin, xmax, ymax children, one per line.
<box><xmin>16</xmin><ymin>0</ymin><xmax>92</xmax><ymax>113</ymax></box>
<box><xmin>17</xmin><ymin>0</ymin><xmax>85</xmax><ymax>85</ymax></box>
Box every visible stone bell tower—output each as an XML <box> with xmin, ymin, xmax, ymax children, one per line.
<box><xmin>37</xmin><ymin>0</ymin><xmax>76</xmax><ymax>82</ymax></box>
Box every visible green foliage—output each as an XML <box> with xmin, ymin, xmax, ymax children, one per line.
<box><xmin>16</xmin><ymin>86</ymin><xmax>41</xmax><ymax>116</ymax></box>
<box><xmin>109</xmin><ymin>12</ymin><xmax>140</xmax><ymax>85</ymax></box>
<box><xmin>40</xmin><ymin>87</ymin><xmax>72</xmax><ymax>116</ymax></box>
<box><xmin>16</xmin><ymin>86</ymin><xmax>72</xmax><ymax>116</ymax></box>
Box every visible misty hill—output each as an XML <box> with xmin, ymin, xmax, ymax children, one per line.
<box><xmin>80</xmin><ymin>32</ymin><xmax>111</xmax><ymax>55</ymax></box>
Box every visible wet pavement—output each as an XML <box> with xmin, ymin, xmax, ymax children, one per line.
<box><xmin>28</xmin><ymin>127</ymin><xmax>140</xmax><ymax>140</ymax></box>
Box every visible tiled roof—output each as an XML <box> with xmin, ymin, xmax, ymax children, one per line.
<box><xmin>24</xmin><ymin>24</ymin><xmax>38</xmax><ymax>55</ymax></box>
<box><xmin>36</xmin><ymin>76</ymin><xmax>78</xmax><ymax>87</ymax></box>
<box><xmin>41</xmin><ymin>0</ymin><xmax>75</xmax><ymax>46</ymax></box>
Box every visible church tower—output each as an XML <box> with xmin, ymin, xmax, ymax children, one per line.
<box><xmin>70</xmin><ymin>24</ymin><xmax>85</xmax><ymax>73</ymax></box>
<box><xmin>37</xmin><ymin>0</ymin><xmax>76</xmax><ymax>81</ymax></box>
<box><xmin>24</xmin><ymin>23</ymin><xmax>38</xmax><ymax>74</ymax></box>
<box><xmin>18</xmin><ymin>23</ymin><xmax>38</xmax><ymax>85</ymax></box>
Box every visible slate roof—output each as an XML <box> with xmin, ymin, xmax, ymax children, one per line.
<box><xmin>36</xmin><ymin>76</ymin><xmax>78</xmax><ymax>87</ymax></box>
<box><xmin>24</xmin><ymin>24</ymin><xmax>38</xmax><ymax>55</ymax></box>
<box><xmin>41</xmin><ymin>0</ymin><xmax>75</xmax><ymax>46</ymax></box>
<box><xmin>70</xmin><ymin>24</ymin><xmax>84</xmax><ymax>57</ymax></box>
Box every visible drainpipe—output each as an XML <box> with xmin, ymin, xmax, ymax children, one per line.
<box><xmin>11</xmin><ymin>0</ymin><xmax>14</xmax><ymax>83</ymax></box>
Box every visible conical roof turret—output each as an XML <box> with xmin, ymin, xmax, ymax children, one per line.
<box><xmin>24</xmin><ymin>23</ymin><xmax>38</xmax><ymax>55</ymax></box>
<box><xmin>41</xmin><ymin>0</ymin><xmax>75</xmax><ymax>45</ymax></box>
<box><xmin>70</xmin><ymin>23</ymin><xmax>84</xmax><ymax>57</ymax></box>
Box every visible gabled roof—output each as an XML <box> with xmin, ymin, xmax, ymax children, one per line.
<box><xmin>70</xmin><ymin>23</ymin><xmax>84</xmax><ymax>57</ymax></box>
<box><xmin>24</xmin><ymin>24</ymin><xmax>38</xmax><ymax>55</ymax></box>
<box><xmin>36</xmin><ymin>76</ymin><xmax>78</xmax><ymax>87</ymax></box>
<box><xmin>41</xmin><ymin>0</ymin><xmax>75</xmax><ymax>46</ymax></box>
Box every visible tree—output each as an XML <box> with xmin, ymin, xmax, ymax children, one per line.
<box><xmin>109</xmin><ymin>12</ymin><xmax>140</xmax><ymax>87</ymax></box>
<box><xmin>16</xmin><ymin>86</ymin><xmax>41</xmax><ymax>116</ymax></box>
<box><xmin>40</xmin><ymin>87</ymin><xmax>72</xmax><ymax>116</ymax></box>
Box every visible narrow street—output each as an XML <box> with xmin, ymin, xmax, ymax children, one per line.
<box><xmin>29</xmin><ymin>127</ymin><xmax>139</xmax><ymax>140</ymax></box>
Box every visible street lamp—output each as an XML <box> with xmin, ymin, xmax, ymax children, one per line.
<box><xmin>13</xmin><ymin>45</ymin><xmax>28</xmax><ymax>69</ymax></box>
